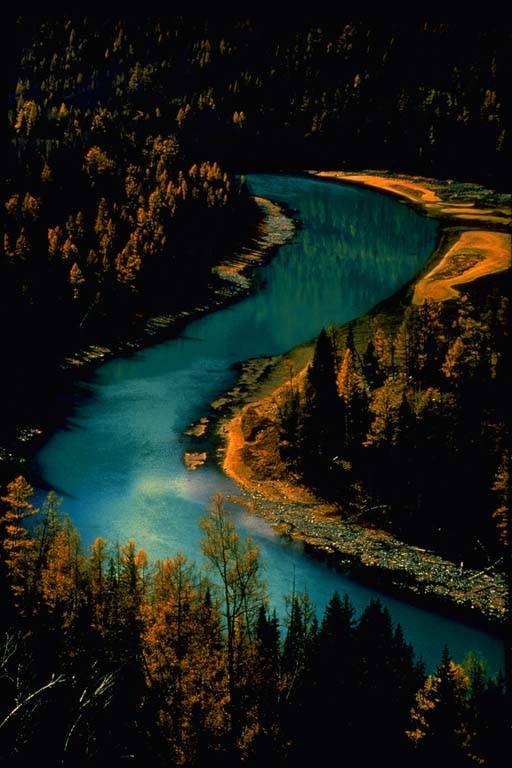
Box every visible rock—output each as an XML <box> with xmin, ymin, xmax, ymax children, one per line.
<box><xmin>184</xmin><ymin>417</ymin><xmax>209</xmax><ymax>437</ymax></box>
<box><xmin>183</xmin><ymin>451</ymin><xmax>207</xmax><ymax>470</ymax></box>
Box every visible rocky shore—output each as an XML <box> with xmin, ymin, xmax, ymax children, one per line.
<box><xmin>228</xmin><ymin>493</ymin><xmax>507</xmax><ymax>627</ymax></box>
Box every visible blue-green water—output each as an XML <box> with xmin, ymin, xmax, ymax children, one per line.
<box><xmin>36</xmin><ymin>174</ymin><xmax>504</xmax><ymax>673</ymax></box>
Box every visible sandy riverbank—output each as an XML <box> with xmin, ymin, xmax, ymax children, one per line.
<box><xmin>313</xmin><ymin>171</ymin><xmax>511</xmax><ymax>305</ymax></box>
<box><xmin>313</xmin><ymin>171</ymin><xmax>511</xmax><ymax>225</ymax></box>
<box><xmin>413</xmin><ymin>230</ymin><xmax>511</xmax><ymax>303</ymax></box>
<box><xmin>210</xmin><ymin>170</ymin><xmax>510</xmax><ymax>627</ymax></box>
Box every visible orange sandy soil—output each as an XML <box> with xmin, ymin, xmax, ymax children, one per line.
<box><xmin>221</xmin><ymin>366</ymin><xmax>322</xmax><ymax>505</ymax></box>
<box><xmin>313</xmin><ymin>171</ymin><xmax>512</xmax><ymax>225</ymax></box>
<box><xmin>414</xmin><ymin>230</ymin><xmax>511</xmax><ymax>303</ymax></box>
<box><xmin>183</xmin><ymin>451</ymin><xmax>207</xmax><ymax>470</ymax></box>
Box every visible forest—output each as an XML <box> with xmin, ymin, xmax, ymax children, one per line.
<box><xmin>278</xmin><ymin>288</ymin><xmax>510</xmax><ymax>567</ymax></box>
<box><xmin>0</xmin><ymin>486</ymin><xmax>508</xmax><ymax>766</ymax></box>
<box><xmin>2</xmin><ymin>16</ymin><xmax>511</xmax><ymax>766</ymax></box>
<box><xmin>4</xmin><ymin>18</ymin><xmax>511</xmax><ymax>462</ymax></box>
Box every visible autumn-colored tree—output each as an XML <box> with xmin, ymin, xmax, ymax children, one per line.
<box><xmin>14</xmin><ymin>229</ymin><xmax>31</xmax><ymax>260</ymax></box>
<box><xmin>200</xmin><ymin>494</ymin><xmax>265</xmax><ymax>743</ymax></box>
<box><xmin>365</xmin><ymin>375</ymin><xmax>407</xmax><ymax>448</ymax></box>
<box><xmin>407</xmin><ymin>647</ymin><xmax>470</xmax><ymax>765</ymax></box>
<box><xmin>21</xmin><ymin>193</ymin><xmax>40</xmax><ymax>222</ymax></box>
<box><xmin>69</xmin><ymin>262</ymin><xmax>85</xmax><ymax>299</ymax></box>
<box><xmin>40</xmin><ymin>517</ymin><xmax>83</xmax><ymax>628</ymax></box>
<box><xmin>337</xmin><ymin>347</ymin><xmax>369</xmax><ymax>451</ymax></box>
<box><xmin>118</xmin><ymin>539</ymin><xmax>148</xmax><ymax>625</ymax></box>
<box><xmin>41</xmin><ymin>159</ymin><xmax>53</xmax><ymax>183</ymax></box>
<box><xmin>48</xmin><ymin>226</ymin><xmax>63</xmax><ymax>258</ymax></box>
<box><xmin>115</xmin><ymin>232</ymin><xmax>142</xmax><ymax>288</ymax></box>
<box><xmin>0</xmin><ymin>476</ymin><xmax>38</xmax><ymax>613</ymax></box>
<box><xmin>62</xmin><ymin>237</ymin><xmax>78</xmax><ymax>262</ymax></box>
<box><xmin>492</xmin><ymin>453</ymin><xmax>510</xmax><ymax>550</ymax></box>
<box><xmin>143</xmin><ymin>555</ymin><xmax>229</xmax><ymax>764</ymax></box>
<box><xmin>88</xmin><ymin>536</ymin><xmax>108</xmax><ymax>633</ymax></box>
<box><xmin>406</xmin><ymin>301</ymin><xmax>447</xmax><ymax>385</ymax></box>
<box><xmin>373</xmin><ymin>326</ymin><xmax>393</xmax><ymax>378</ymax></box>
<box><xmin>84</xmin><ymin>146</ymin><xmax>116</xmax><ymax>179</ymax></box>
<box><xmin>14</xmin><ymin>99</ymin><xmax>39</xmax><ymax>136</ymax></box>
<box><xmin>32</xmin><ymin>490</ymin><xmax>62</xmax><ymax>580</ymax></box>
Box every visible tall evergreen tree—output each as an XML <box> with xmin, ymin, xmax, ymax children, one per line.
<box><xmin>299</xmin><ymin>328</ymin><xmax>344</xmax><ymax>490</ymax></box>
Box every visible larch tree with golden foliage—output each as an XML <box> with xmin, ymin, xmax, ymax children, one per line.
<box><xmin>0</xmin><ymin>476</ymin><xmax>38</xmax><ymax>614</ymax></box>
<box><xmin>143</xmin><ymin>554</ymin><xmax>229</xmax><ymax>764</ymax></box>
<box><xmin>407</xmin><ymin>647</ymin><xmax>471</xmax><ymax>764</ymax></box>
<box><xmin>200</xmin><ymin>494</ymin><xmax>266</xmax><ymax>744</ymax></box>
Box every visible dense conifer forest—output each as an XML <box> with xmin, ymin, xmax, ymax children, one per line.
<box><xmin>278</xmin><ymin>289</ymin><xmax>510</xmax><ymax>567</ymax></box>
<box><xmin>2</xmin><ymin>17</ymin><xmax>511</xmax><ymax>766</ymax></box>
<box><xmin>0</xmin><ymin>486</ymin><xmax>508</xmax><ymax>765</ymax></box>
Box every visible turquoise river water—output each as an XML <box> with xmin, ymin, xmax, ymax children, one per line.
<box><xmin>36</xmin><ymin>174</ymin><xmax>504</xmax><ymax>673</ymax></box>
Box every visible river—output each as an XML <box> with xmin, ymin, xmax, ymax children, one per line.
<box><xmin>35</xmin><ymin>174</ymin><xmax>504</xmax><ymax>673</ymax></box>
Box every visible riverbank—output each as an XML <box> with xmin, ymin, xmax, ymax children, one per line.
<box><xmin>312</xmin><ymin>171</ymin><xmax>511</xmax><ymax>304</ymax></box>
<box><xmin>210</xmin><ymin>170</ymin><xmax>510</xmax><ymax>628</ymax></box>
<box><xmin>0</xmin><ymin>195</ymin><xmax>295</xmax><ymax>484</ymax></box>
<box><xmin>217</xmin><ymin>374</ymin><xmax>506</xmax><ymax>628</ymax></box>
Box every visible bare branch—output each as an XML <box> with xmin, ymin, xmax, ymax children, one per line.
<box><xmin>0</xmin><ymin>673</ymin><xmax>65</xmax><ymax>730</ymax></box>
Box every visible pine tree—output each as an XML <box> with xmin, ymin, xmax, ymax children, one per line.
<box><xmin>249</xmin><ymin>606</ymin><xmax>282</xmax><ymax>761</ymax></box>
<box><xmin>278</xmin><ymin>371</ymin><xmax>302</xmax><ymax>468</ymax></box>
<box><xmin>362</xmin><ymin>337</ymin><xmax>382</xmax><ymax>389</ymax></box>
<box><xmin>280</xmin><ymin>591</ymin><xmax>318</xmax><ymax>762</ymax></box>
<box><xmin>314</xmin><ymin>591</ymin><xmax>356</xmax><ymax>736</ymax></box>
<box><xmin>317</xmin><ymin>591</ymin><xmax>355</xmax><ymax>664</ymax></box>
<box><xmin>299</xmin><ymin>328</ymin><xmax>344</xmax><ymax>489</ymax></box>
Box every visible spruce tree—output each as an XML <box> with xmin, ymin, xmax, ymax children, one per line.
<box><xmin>299</xmin><ymin>328</ymin><xmax>344</xmax><ymax>490</ymax></box>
